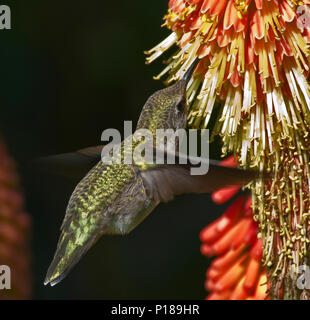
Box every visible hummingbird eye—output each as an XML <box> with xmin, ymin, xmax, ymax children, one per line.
<box><xmin>176</xmin><ymin>100</ymin><xmax>185</xmax><ymax>112</ymax></box>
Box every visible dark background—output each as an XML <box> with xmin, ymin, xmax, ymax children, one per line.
<box><xmin>0</xmin><ymin>0</ymin><xmax>227</xmax><ymax>299</ymax></box>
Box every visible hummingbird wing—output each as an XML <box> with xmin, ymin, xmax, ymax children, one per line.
<box><xmin>37</xmin><ymin>145</ymin><xmax>262</xmax><ymax>204</ymax></box>
<box><xmin>34</xmin><ymin>146</ymin><xmax>103</xmax><ymax>180</ymax></box>
<box><xmin>140</xmin><ymin>154</ymin><xmax>264</xmax><ymax>203</ymax></box>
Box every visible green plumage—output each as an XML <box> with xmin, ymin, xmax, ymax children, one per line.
<box><xmin>45</xmin><ymin>79</ymin><xmax>187</xmax><ymax>286</ymax></box>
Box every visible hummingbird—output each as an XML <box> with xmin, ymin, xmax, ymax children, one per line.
<box><xmin>44</xmin><ymin>60</ymin><xmax>262</xmax><ymax>286</ymax></box>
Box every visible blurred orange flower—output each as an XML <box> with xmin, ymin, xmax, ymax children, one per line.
<box><xmin>0</xmin><ymin>140</ymin><xmax>32</xmax><ymax>300</ymax></box>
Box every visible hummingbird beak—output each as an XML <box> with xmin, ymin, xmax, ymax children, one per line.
<box><xmin>181</xmin><ymin>58</ymin><xmax>200</xmax><ymax>85</ymax></box>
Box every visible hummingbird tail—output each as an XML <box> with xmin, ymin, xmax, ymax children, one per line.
<box><xmin>44</xmin><ymin>231</ymin><xmax>99</xmax><ymax>286</ymax></box>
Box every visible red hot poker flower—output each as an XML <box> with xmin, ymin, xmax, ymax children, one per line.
<box><xmin>200</xmin><ymin>156</ymin><xmax>267</xmax><ymax>300</ymax></box>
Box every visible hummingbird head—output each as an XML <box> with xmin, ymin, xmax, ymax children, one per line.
<box><xmin>137</xmin><ymin>59</ymin><xmax>199</xmax><ymax>132</ymax></box>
